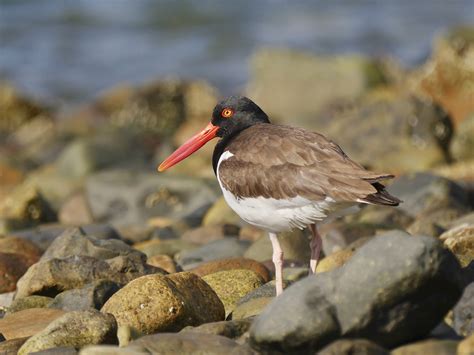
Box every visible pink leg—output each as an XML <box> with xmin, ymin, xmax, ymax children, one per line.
<box><xmin>309</xmin><ymin>224</ymin><xmax>322</xmax><ymax>274</ymax></box>
<box><xmin>268</xmin><ymin>232</ymin><xmax>284</xmax><ymax>296</ymax></box>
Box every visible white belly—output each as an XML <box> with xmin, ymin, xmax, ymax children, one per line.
<box><xmin>216</xmin><ymin>151</ymin><xmax>349</xmax><ymax>233</ymax></box>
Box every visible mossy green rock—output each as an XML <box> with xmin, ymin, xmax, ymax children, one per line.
<box><xmin>18</xmin><ymin>310</ymin><xmax>117</xmax><ymax>355</ymax></box>
<box><xmin>203</xmin><ymin>269</ymin><xmax>264</xmax><ymax>316</ymax></box>
<box><xmin>7</xmin><ymin>295</ymin><xmax>52</xmax><ymax>314</ymax></box>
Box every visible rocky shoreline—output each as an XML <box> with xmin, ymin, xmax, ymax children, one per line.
<box><xmin>0</xmin><ymin>27</ymin><xmax>473</xmax><ymax>354</ymax></box>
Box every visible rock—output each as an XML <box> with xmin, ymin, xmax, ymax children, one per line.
<box><xmin>0</xmin><ymin>252</ymin><xmax>30</xmax><ymax>293</ymax></box>
<box><xmin>32</xmin><ymin>346</ymin><xmax>78</xmax><ymax>354</ymax></box>
<box><xmin>15</xmin><ymin>254</ymin><xmax>164</xmax><ymax>299</ymax></box>
<box><xmin>146</xmin><ymin>254</ymin><xmax>178</xmax><ymax>273</ymax></box>
<box><xmin>244</xmin><ymin>229</ymin><xmax>311</xmax><ymax>264</ymax></box>
<box><xmin>79</xmin><ymin>345</ymin><xmax>139</xmax><ymax>354</ymax></box>
<box><xmin>181</xmin><ymin>224</ymin><xmax>240</xmax><ymax>245</ymax></box>
<box><xmin>458</xmin><ymin>332</ymin><xmax>474</xmax><ymax>355</ymax></box>
<box><xmin>7</xmin><ymin>295</ymin><xmax>53</xmax><ymax>313</ymax></box>
<box><xmin>250</xmin><ymin>233</ymin><xmax>463</xmax><ymax>353</ymax></box>
<box><xmin>452</xmin><ymin>114</ymin><xmax>474</xmax><ymax>161</ymax></box>
<box><xmin>441</xmin><ymin>223</ymin><xmax>474</xmax><ymax>267</ymax></box>
<box><xmin>190</xmin><ymin>257</ymin><xmax>271</xmax><ymax>283</ymax></box>
<box><xmin>0</xmin><ymin>291</ymin><xmax>14</xmax><ymax>311</ymax></box>
<box><xmin>0</xmin><ymin>235</ymin><xmax>42</xmax><ymax>265</ymax></box>
<box><xmin>415</xmin><ymin>26</ymin><xmax>474</xmax><ymax>125</ymax></box>
<box><xmin>133</xmin><ymin>238</ymin><xmax>197</xmax><ymax>258</ymax></box>
<box><xmin>0</xmin><ymin>82</ymin><xmax>50</xmax><ymax>134</ymax></box>
<box><xmin>434</xmin><ymin>159</ymin><xmax>474</xmax><ymax>182</ymax></box>
<box><xmin>231</xmin><ymin>297</ymin><xmax>272</xmax><ymax>320</ymax></box>
<box><xmin>177</xmin><ymin>239</ymin><xmax>251</xmax><ymax>268</ymax></box>
<box><xmin>318</xmin><ymin>339</ymin><xmax>389</xmax><ymax>355</ymax></box>
<box><xmin>246</xmin><ymin>49</ymin><xmax>386</xmax><ymax>128</ymax></box>
<box><xmin>101</xmin><ymin>272</ymin><xmax>224</xmax><ymax>334</ymax></box>
<box><xmin>203</xmin><ymin>197</ymin><xmax>241</xmax><ymax>227</ymax></box>
<box><xmin>18</xmin><ymin>310</ymin><xmax>117</xmax><ymax>355</ymax></box>
<box><xmin>388</xmin><ymin>173</ymin><xmax>472</xmax><ymax>218</ymax></box>
<box><xmin>202</xmin><ymin>270</ymin><xmax>264</xmax><ymax>316</ymax></box>
<box><xmin>0</xmin><ymin>308</ymin><xmax>66</xmax><ymax>339</ymax></box>
<box><xmin>239</xmin><ymin>225</ymin><xmax>266</xmax><ymax>242</ymax></box>
<box><xmin>320</xmin><ymin>90</ymin><xmax>452</xmax><ymax>172</ymax></box>
<box><xmin>125</xmin><ymin>332</ymin><xmax>255</xmax><ymax>355</ymax></box>
<box><xmin>40</xmin><ymin>227</ymin><xmax>142</xmax><ymax>262</ymax></box>
<box><xmin>49</xmin><ymin>280</ymin><xmax>120</xmax><ymax>311</ymax></box>
<box><xmin>391</xmin><ymin>339</ymin><xmax>459</xmax><ymax>355</ymax></box>
<box><xmin>0</xmin><ymin>337</ymin><xmax>29</xmax><ymax>355</ymax></box>
<box><xmin>316</xmin><ymin>248</ymin><xmax>354</xmax><ymax>273</ymax></box>
<box><xmin>0</xmin><ymin>184</ymin><xmax>56</xmax><ymax>232</ymax></box>
<box><xmin>182</xmin><ymin>319</ymin><xmax>253</xmax><ymax>340</ymax></box>
<box><xmin>58</xmin><ymin>193</ymin><xmax>94</xmax><ymax>225</ymax></box>
<box><xmin>11</xmin><ymin>223</ymin><xmax>121</xmax><ymax>251</ymax></box>
<box><xmin>452</xmin><ymin>282</ymin><xmax>474</xmax><ymax>337</ymax></box>
<box><xmin>85</xmin><ymin>170</ymin><xmax>219</xmax><ymax>227</ymax></box>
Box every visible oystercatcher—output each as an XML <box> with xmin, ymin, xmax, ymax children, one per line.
<box><xmin>158</xmin><ymin>96</ymin><xmax>401</xmax><ymax>296</ymax></box>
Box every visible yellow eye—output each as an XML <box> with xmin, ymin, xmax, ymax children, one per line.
<box><xmin>221</xmin><ymin>108</ymin><xmax>234</xmax><ymax>118</ymax></box>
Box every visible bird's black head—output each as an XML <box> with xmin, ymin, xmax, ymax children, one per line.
<box><xmin>211</xmin><ymin>96</ymin><xmax>270</xmax><ymax>138</ymax></box>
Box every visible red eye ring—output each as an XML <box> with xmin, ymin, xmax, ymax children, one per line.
<box><xmin>221</xmin><ymin>108</ymin><xmax>234</xmax><ymax>118</ymax></box>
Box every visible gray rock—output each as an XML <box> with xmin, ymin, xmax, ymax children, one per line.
<box><xmin>453</xmin><ymin>282</ymin><xmax>474</xmax><ymax>336</ymax></box>
<box><xmin>11</xmin><ymin>223</ymin><xmax>120</xmax><ymax>251</ymax></box>
<box><xmin>49</xmin><ymin>280</ymin><xmax>120</xmax><ymax>311</ymax></box>
<box><xmin>177</xmin><ymin>238</ymin><xmax>250</xmax><ymax>268</ymax></box>
<box><xmin>181</xmin><ymin>319</ymin><xmax>253</xmax><ymax>339</ymax></box>
<box><xmin>85</xmin><ymin>170</ymin><xmax>219</xmax><ymax>227</ymax></box>
<box><xmin>318</xmin><ymin>339</ymin><xmax>389</xmax><ymax>355</ymax></box>
<box><xmin>387</xmin><ymin>173</ymin><xmax>471</xmax><ymax>218</ymax></box>
<box><xmin>15</xmin><ymin>254</ymin><xmax>164</xmax><ymax>299</ymax></box>
<box><xmin>18</xmin><ymin>310</ymin><xmax>117</xmax><ymax>355</ymax></box>
<box><xmin>250</xmin><ymin>232</ymin><xmax>463</xmax><ymax>353</ymax></box>
<box><xmin>40</xmin><ymin>227</ymin><xmax>141</xmax><ymax>262</ymax></box>
<box><xmin>127</xmin><ymin>332</ymin><xmax>256</xmax><ymax>355</ymax></box>
<box><xmin>31</xmin><ymin>346</ymin><xmax>78</xmax><ymax>354</ymax></box>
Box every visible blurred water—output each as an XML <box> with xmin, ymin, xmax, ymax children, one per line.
<box><xmin>0</xmin><ymin>0</ymin><xmax>473</xmax><ymax>107</ymax></box>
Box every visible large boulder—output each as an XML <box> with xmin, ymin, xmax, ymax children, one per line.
<box><xmin>250</xmin><ymin>232</ymin><xmax>464</xmax><ymax>353</ymax></box>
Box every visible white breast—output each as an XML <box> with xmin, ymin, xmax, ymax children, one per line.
<box><xmin>216</xmin><ymin>151</ymin><xmax>347</xmax><ymax>233</ymax></box>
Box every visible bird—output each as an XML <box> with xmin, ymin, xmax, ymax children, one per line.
<box><xmin>158</xmin><ymin>96</ymin><xmax>401</xmax><ymax>296</ymax></box>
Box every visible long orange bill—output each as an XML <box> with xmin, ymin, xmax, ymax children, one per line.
<box><xmin>158</xmin><ymin>122</ymin><xmax>219</xmax><ymax>172</ymax></box>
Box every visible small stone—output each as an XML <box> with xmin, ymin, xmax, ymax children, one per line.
<box><xmin>202</xmin><ymin>197</ymin><xmax>241</xmax><ymax>226</ymax></box>
<box><xmin>190</xmin><ymin>257</ymin><xmax>270</xmax><ymax>283</ymax></box>
<box><xmin>133</xmin><ymin>238</ymin><xmax>197</xmax><ymax>258</ymax></box>
<box><xmin>318</xmin><ymin>339</ymin><xmax>389</xmax><ymax>355</ymax></box>
<box><xmin>244</xmin><ymin>229</ymin><xmax>311</xmax><ymax>264</ymax></box>
<box><xmin>391</xmin><ymin>339</ymin><xmax>459</xmax><ymax>355</ymax></box>
<box><xmin>101</xmin><ymin>272</ymin><xmax>224</xmax><ymax>334</ymax></box>
<box><xmin>0</xmin><ymin>252</ymin><xmax>30</xmax><ymax>293</ymax></box>
<box><xmin>146</xmin><ymin>254</ymin><xmax>178</xmax><ymax>273</ymax></box>
<box><xmin>441</xmin><ymin>223</ymin><xmax>474</xmax><ymax>267</ymax></box>
<box><xmin>177</xmin><ymin>239</ymin><xmax>250</xmax><ymax>268</ymax></box>
<box><xmin>452</xmin><ymin>283</ymin><xmax>474</xmax><ymax>337</ymax></box>
<box><xmin>0</xmin><ymin>337</ymin><xmax>29</xmax><ymax>355</ymax></box>
<box><xmin>202</xmin><ymin>269</ymin><xmax>264</xmax><ymax>316</ymax></box>
<box><xmin>0</xmin><ymin>308</ymin><xmax>66</xmax><ymax>339</ymax></box>
<box><xmin>316</xmin><ymin>248</ymin><xmax>354</xmax><ymax>273</ymax></box>
<box><xmin>58</xmin><ymin>192</ymin><xmax>94</xmax><ymax>225</ymax></box>
<box><xmin>7</xmin><ymin>295</ymin><xmax>53</xmax><ymax>314</ymax></box>
<box><xmin>458</xmin><ymin>332</ymin><xmax>474</xmax><ymax>355</ymax></box>
<box><xmin>231</xmin><ymin>297</ymin><xmax>272</xmax><ymax>320</ymax></box>
<box><xmin>126</xmin><ymin>332</ymin><xmax>256</xmax><ymax>355</ymax></box>
<box><xmin>181</xmin><ymin>319</ymin><xmax>253</xmax><ymax>339</ymax></box>
<box><xmin>181</xmin><ymin>224</ymin><xmax>240</xmax><ymax>245</ymax></box>
<box><xmin>0</xmin><ymin>236</ymin><xmax>42</xmax><ymax>265</ymax></box>
<box><xmin>18</xmin><ymin>310</ymin><xmax>117</xmax><ymax>355</ymax></box>
<box><xmin>48</xmin><ymin>280</ymin><xmax>120</xmax><ymax>311</ymax></box>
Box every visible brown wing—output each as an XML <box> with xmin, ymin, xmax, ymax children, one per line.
<box><xmin>219</xmin><ymin>124</ymin><xmax>400</xmax><ymax>205</ymax></box>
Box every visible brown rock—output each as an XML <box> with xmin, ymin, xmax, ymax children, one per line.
<box><xmin>0</xmin><ymin>337</ymin><xmax>29</xmax><ymax>355</ymax></box>
<box><xmin>391</xmin><ymin>339</ymin><xmax>459</xmax><ymax>355</ymax></box>
<box><xmin>0</xmin><ymin>252</ymin><xmax>29</xmax><ymax>293</ymax></box>
<box><xmin>0</xmin><ymin>236</ymin><xmax>42</xmax><ymax>265</ymax></box>
<box><xmin>232</xmin><ymin>297</ymin><xmax>272</xmax><ymax>320</ymax></box>
<box><xmin>316</xmin><ymin>248</ymin><xmax>354</xmax><ymax>273</ymax></box>
<box><xmin>203</xmin><ymin>197</ymin><xmax>241</xmax><ymax>227</ymax></box>
<box><xmin>58</xmin><ymin>192</ymin><xmax>94</xmax><ymax>225</ymax></box>
<box><xmin>458</xmin><ymin>332</ymin><xmax>474</xmax><ymax>355</ymax></box>
<box><xmin>133</xmin><ymin>238</ymin><xmax>197</xmax><ymax>258</ymax></box>
<box><xmin>147</xmin><ymin>254</ymin><xmax>178</xmax><ymax>273</ymax></box>
<box><xmin>182</xmin><ymin>225</ymin><xmax>240</xmax><ymax>245</ymax></box>
<box><xmin>441</xmin><ymin>223</ymin><xmax>474</xmax><ymax>267</ymax></box>
<box><xmin>319</xmin><ymin>339</ymin><xmax>389</xmax><ymax>355</ymax></box>
<box><xmin>101</xmin><ymin>272</ymin><xmax>224</xmax><ymax>334</ymax></box>
<box><xmin>239</xmin><ymin>225</ymin><xmax>266</xmax><ymax>242</ymax></box>
<box><xmin>191</xmin><ymin>257</ymin><xmax>271</xmax><ymax>283</ymax></box>
<box><xmin>0</xmin><ymin>308</ymin><xmax>66</xmax><ymax>339</ymax></box>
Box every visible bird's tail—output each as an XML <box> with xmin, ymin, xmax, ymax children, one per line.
<box><xmin>360</xmin><ymin>181</ymin><xmax>402</xmax><ymax>206</ymax></box>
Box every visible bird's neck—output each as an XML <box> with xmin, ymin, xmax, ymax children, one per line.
<box><xmin>212</xmin><ymin>125</ymin><xmax>250</xmax><ymax>174</ymax></box>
